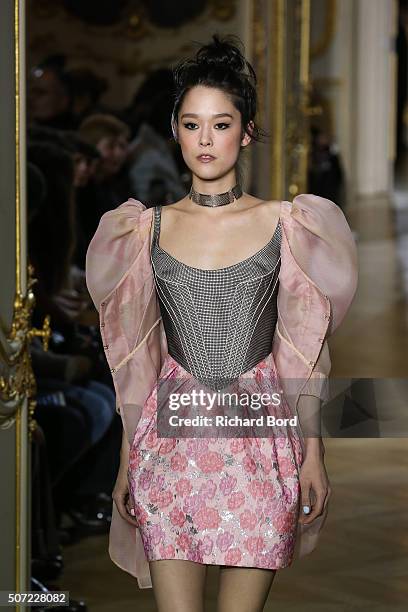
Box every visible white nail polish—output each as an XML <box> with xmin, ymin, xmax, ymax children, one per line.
<box><xmin>303</xmin><ymin>505</ymin><xmax>310</xmax><ymax>514</ymax></box>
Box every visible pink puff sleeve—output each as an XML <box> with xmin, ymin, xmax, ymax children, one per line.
<box><xmin>276</xmin><ymin>194</ymin><xmax>358</xmax><ymax>399</ymax></box>
<box><xmin>280</xmin><ymin>193</ymin><xmax>358</xmax><ymax>401</ymax></box>
<box><xmin>85</xmin><ymin>198</ymin><xmax>147</xmax><ymax>312</ymax></box>
<box><xmin>288</xmin><ymin>193</ymin><xmax>358</xmax><ymax>334</ymax></box>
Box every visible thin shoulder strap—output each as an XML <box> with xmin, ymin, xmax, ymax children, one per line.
<box><xmin>151</xmin><ymin>205</ymin><xmax>162</xmax><ymax>248</ymax></box>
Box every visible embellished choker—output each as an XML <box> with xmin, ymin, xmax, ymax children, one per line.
<box><xmin>188</xmin><ymin>183</ymin><xmax>243</xmax><ymax>207</ymax></box>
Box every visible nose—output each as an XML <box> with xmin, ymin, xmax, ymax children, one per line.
<box><xmin>199</xmin><ymin>127</ymin><xmax>212</xmax><ymax>147</ymax></box>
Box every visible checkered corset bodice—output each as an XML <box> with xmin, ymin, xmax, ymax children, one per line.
<box><xmin>150</xmin><ymin>205</ymin><xmax>282</xmax><ymax>391</ymax></box>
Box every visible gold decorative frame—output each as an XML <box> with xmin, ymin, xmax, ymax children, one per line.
<box><xmin>30</xmin><ymin>0</ymin><xmax>237</xmax><ymax>52</ymax></box>
<box><xmin>250</xmin><ymin>0</ymin><xmax>312</xmax><ymax>200</ymax></box>
<box><xmin>0</xmin><ymin>0</ymin><xmax>51</xmax><ymax>599</ymax></box>
<box><xmin>310</xmin><ymin>0</ymin><xmax>337</xmax><ymax>59</ymax></box>
<box><xmin>270</xmin><ymin>0</ymin><xmax>285</xmax><ymax>199</ymax></box>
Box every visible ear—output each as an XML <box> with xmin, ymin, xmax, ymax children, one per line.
<box><xmin>241</xmin><ymin>120</ymin><xmax>254</xmax><ymax>147</ymax></box>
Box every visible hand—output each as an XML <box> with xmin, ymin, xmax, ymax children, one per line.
<box><xmin>112</xmin><ymin>466</ymin><xmax>139</xmax><ymax>528</ymax></box>
<box><xmin>298</xmin><ymin>454</ymin><xmax>331</xmax><ymax>525</ymax></box>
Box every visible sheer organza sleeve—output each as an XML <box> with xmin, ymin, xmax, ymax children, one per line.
<box><xmin>280</xmin><ymin>193</ymin><xmax>358</xmax><ymax>400</ymax></box>
<box><xmin>287</xmin><ymin>193</ymin><xmax>358</xmax><ymax>334</ymax></box>
<box><xmin>300</xmin><ymin>339</ymin><xmax>331</xmax><ymax>400</ymax></box>
<box><xmin>85</xmin><ymin>198</ymin><xmax>147</xmax><ymax>312</ymax></box>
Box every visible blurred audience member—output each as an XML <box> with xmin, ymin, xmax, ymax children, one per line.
<box><xmin>78</xmin><ymin>113</ymin><xmax>131</xmax><ymax>245</ymax></box>
<box><xmin>124</xmin><ymin>68</ymin><xmax>187</xmax><ymax>206</ymax></box>
<box><xmin>307</xmin><ymin>126</ymin><xmax>345</xmax><ymax>209</ymax></box>
<box><xmin>27</xmin><ymin>125</ymin><xmax>100</xmax><ymax>270</ymax></box>
<box><xmin>63</xmin><ymin>132</ymin><xmax>101</xmax><ymax>269</ymax></box>
<box><xmin>27</xmin><ymin>141</ymin><xmax>77</xmax><ymax>326</ymax></box>
<box><xmin>128</xmin><ymin>121</ymin><xmax>187</xmax><ymax>206</ymax></box>
<box><xmin>26</xmin><ymin>141</ymin><xmax>120</xmax><ymax>538</ymax></box>
<box><xmin>65</xmin><ymin>133</ymin><xmax>100</xmax><ymax>189</ymax></box>
<box><xmin>28</xmin><ymin>54</ymin><xmax>76</xmax><ymax>131</ymax></box>
<box><xmin>65</xmin><ymin>67</ymin><xmax>109</xmax><ymax>128</ymax></box>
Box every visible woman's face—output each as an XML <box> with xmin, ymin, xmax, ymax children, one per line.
<box><xmin>72</xmin><ymin>153</ymin><xmax>95</xmax><ymax>188</ymax></box>
<box><xmin>96</xmin><ymin>134</ymin><xmax>128</xmax><ymax>177</ymax></box>
<box><xmin>176</xmin><ymin>85</ymin><xmax>251</xmax><ymax>181</ymax></box>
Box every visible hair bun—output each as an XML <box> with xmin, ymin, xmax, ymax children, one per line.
<box><xmin>195</xmin><ymin>33</ymin><xmax>246</xmax><ymax>73</ymax></box>
<box><xmin>171</xmin><ymin>32</ymin><xmax>266</xmax><ymax>146</ymax></box>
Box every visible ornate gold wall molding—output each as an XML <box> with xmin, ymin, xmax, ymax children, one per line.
<box><xmin>310</xmin><ymin>0</ymin><xmax>337</xmax><ymax>59</ymax></box>
<box><xmin>269</xmin><ymin>0</ymin><xmax>285</xmax><ymax>199</ymax></box>
<box><xmin>28</xmin><ymin>0</ymin><xmax>239</xmax><ymax>105</ymax></box>
<box><xmin>30</xmin><ymin>0</ymin><xmax>237</xmax><ymax>43</ymax></box>
<box><xmin>0</xmin><ymin>265</ymin><xmax>50</xmax><ymax>436</ymax></box>
<box><xmin>252</xmin><ymin>0</ymin><xmax>312</xmax><ymax>200</ymax></box>
<box><xmin>0</xmin><ymin>0</ymin><xmax>44</xmax><ymax>439</ymax></box>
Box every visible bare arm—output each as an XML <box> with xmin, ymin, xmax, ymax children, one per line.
<box><xmin>296</xmin><ymin>393</ymin><xmax>325</xmax><ymax>459</ymax></box>
<box><xmin>111</xmin><ymin>426</ymin><xmax>138</xmax><ymax>526</ymax></box>
<box><xmin>120</xmin><ymin>427</ymin><xmax>130</xmax><ymax>467</ymax></box>
<box><xmin>297</xmin><ymin>393</ymin><xmax>331</xmax><ymax>526</ymax></box>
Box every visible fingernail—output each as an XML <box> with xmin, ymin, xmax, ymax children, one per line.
<box><xmin>303</xmin><ymin>505</ymin><xmax>310</xmax><ymax>514</ymax></box>
<box><xmin>130</xmin><ymin>508</ymin><xmax>135</xmax><ymax>516</ymax></box>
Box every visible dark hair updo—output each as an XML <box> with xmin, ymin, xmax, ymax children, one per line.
<box><xmin>170</xmin><ymin>33</ymin><xmax>267</xmax><ymax>146</ymax></box>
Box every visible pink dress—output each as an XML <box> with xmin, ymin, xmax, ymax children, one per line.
<box><xmin>85</xmin><ymin>194</ymin><xmax>358</xmax><ymax>587</ymax></box>
<box><xmin>127</xmin><ymin>204</ymin><xmax>304</xmax><ymax>570</ymax></box>
<box><xmin>128</xmin><ymin>353</ymin><xmax>304</xmax><ymax>569</ymax></box>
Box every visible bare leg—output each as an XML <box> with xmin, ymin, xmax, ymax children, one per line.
<box><xmin>149</xmin><ymin>559</ymin><xmax>208</xmax><ymax>612</ymax></box>
<box><xmin>217</xmin><ymin>566</ymin><xmax>277</xmax><ymax>612</ymax></box>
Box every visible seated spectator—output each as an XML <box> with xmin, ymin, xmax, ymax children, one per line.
<box><xmin>127</xmin><ymin>120</ymin><xmax>187</xmax><ymax>206</ymax></box>
<box><xmin>27</xmin><ymin>54</ymin><xmax>77</xmax><ymax>131</ymax></box>
<box><xmin>77</xmin><ymin>113</ymin><xmax>132</xmax><ymax>246</ymax></box>
<box><xmin>27</xmin><ymin>124</ymin><xmax>101</xmax><ymax>272</ymax></box>
<box><xmin>63</xmin><ymin>132</ymin><xmax>101</xmax><ymax>269</ymax></box>
<box><xmin>64</xmin><ymin>67</ymin><xmax>109</xmax><ymax>129</ymax></box>
<box><xmin>124</xmin><ymin>68</ymin><xmax>187</xmax><ymax>206</ymax></box>
<box><xmin>26</xmin><ymin>141</ymin><xmax>120</xmax><ymax>537</ymax></box>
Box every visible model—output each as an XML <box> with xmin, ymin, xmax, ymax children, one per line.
<box><xmin>86</xmin><ymin>34</ymin><xmax>358</xmax><ymax>612</ymax></box>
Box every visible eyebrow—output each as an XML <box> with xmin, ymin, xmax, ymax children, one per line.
<box><xmin>180</xmin><ymin>113</ymin><xmax>234</xmax><ymax>119</ymax></box>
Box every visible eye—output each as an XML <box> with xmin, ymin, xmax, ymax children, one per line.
<box><xmin>182</xmin><ymin>122</ymin><xmax>198</xmax><ymax>130</ymax></box>
<box><xmin>215</xmin><ymin>123</ymin><xmax>231</xmax><ymax>129</ymax></box>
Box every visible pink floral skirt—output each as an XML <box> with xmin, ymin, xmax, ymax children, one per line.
<box><xmin>127</xmin><ymin>351</ymin><xmax>304</xmax><ymax>570</ymax></box>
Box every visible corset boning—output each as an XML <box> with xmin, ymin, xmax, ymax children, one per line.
<box><xmin>150</xmin><ymin>208</ymin><xmax>282</xmax><ymax>391</ymax></box>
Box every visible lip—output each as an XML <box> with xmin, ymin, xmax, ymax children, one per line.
<box><xmin>197</xmin><ymin>154</ymin><xmax>216</xmax><ymax>163</ymax></box>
